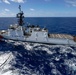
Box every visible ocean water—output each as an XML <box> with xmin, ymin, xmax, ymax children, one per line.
<box><xmin>0</xmin><ymin>17</ymin><xmax>76</xmax><ymax>75</ymax></box>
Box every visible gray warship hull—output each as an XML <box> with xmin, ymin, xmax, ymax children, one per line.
<box><xmin>0</xmin><ymin>5</ymin><xmax>76</xmax><ymax>45</ymax></box>
<box><xmin>0</xmin><ymin>26</ymin><xmax>76</xmax><ymax>45</ymax></box>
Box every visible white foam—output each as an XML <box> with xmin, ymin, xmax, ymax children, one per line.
<box><xmin>8</xmin><ymin>41</ymin><xmax>76</xmax><ymax>55</ymax></box>
<box><xmin>1</xmin><ymin>41</ymin><xmax>76</xmax><ymax>75</ymax></box>
<box><xmin>0</xmin><ymin>52</ymin><xmax>18</xmax><ymax>75</ymax></box>
<box><xmin>1</xmin><ymin>71</ymin><xmax>13</xmax><ymax>75</ymax></box>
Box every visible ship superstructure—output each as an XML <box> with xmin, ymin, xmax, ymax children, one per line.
<box><xmin>0</xmin><ymin>5</ymin><xmax>76</xmax><ymax>45</ymax></box>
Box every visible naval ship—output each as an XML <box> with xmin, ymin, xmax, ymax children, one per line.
<box><xmin>0</xmin><ymin>5</ymin><xmax>76</xmax><ymax>45</ymax></box>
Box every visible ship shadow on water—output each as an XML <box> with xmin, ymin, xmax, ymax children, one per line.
<box><xmin>0</xmin><ymin>41</ymin><xmax>76</xmax><ymax>75</ymax></box>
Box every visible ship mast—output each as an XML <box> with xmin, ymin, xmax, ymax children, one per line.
<box><xmin>17</xmin><ymin>5</ymin><xmax>24</xmax><ymax>26</ymax></box>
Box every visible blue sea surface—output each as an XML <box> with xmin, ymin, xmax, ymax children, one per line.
<box><xmin>0</xmin><ymin>17</ymin><xmax>76</xmax><ymax>35</ymax></box>
<box><xmin>0</xmin><ymin>17</ymin><xmax>76</xmax><ymax>75</ymax></box>
<box><xmin>25</xmin><ymin>17</ymin><xmax>76</xmax><ymax>35</ymax></box>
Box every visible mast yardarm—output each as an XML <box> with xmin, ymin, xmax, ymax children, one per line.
<box><xmin>17</xmin><ymin>5</ymin><xmax>24</xmax><ymax>26</ymax></box>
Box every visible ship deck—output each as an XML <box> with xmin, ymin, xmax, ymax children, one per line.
<box><xmin>48</xmin><ymin>34</ymin><xmax>74</xmax><ymax>40</ymax></box>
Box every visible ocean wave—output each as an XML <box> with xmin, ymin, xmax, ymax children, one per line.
<box><xmin>0</xmin><ymin>40</ymin><xmax>76</xmax><ymax>75</ymax></box>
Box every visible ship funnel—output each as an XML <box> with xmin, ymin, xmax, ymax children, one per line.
<box><xmin>17</xmin><ymin>5</ymin><xmax>24</xmax><ymax>26</ymax></box>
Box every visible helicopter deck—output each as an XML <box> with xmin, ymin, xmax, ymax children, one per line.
<box><xmin>48</xmin><ymin>34</ymin><xmax>73</xmax><ymax>40</ymax></box>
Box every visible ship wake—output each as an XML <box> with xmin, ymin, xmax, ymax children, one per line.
<box><xmin>0</xmin><ymin>40</ymin><xmax>76</xmax><ymax>75</ymax></box>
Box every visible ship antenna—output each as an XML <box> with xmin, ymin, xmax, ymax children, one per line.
<box><xmin>19</xmin><ymin>5</ymin><xmax>21</xmax><ymax>12</ymax></box>
<box><xmin>17</xmin><ymin>5</ymin><xmax>24</xmax><ymax>26</ymax></box>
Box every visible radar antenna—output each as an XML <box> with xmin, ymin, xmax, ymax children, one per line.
<box><xmin>17</xmin><ymin>5</ymin><xmax>24</xmax><ymax>26</ymax></box>
<box><xmin>19</xmin><ymin>5</ymin><xmax>21</xmax><ymax>12</ymax></box>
